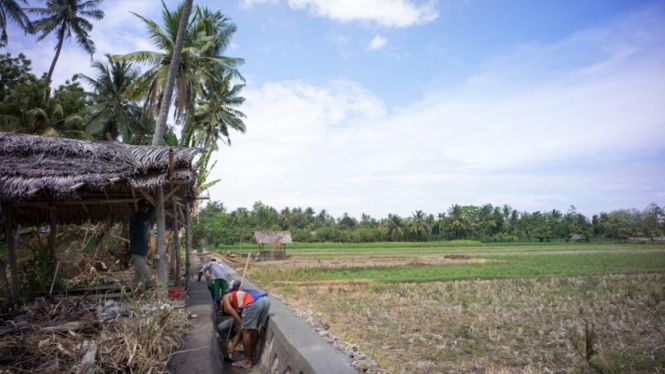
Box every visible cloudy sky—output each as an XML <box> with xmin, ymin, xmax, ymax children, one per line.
<box><xmin>6</xmin><ymin>0</ymin><xmax>665</xmax><ymax>219</ymax></box>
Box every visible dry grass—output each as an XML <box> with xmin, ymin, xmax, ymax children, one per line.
<box><xmin>268</xmin><ymin>273</ymin><xmax>665</xmax><ymax>374</ymax></box>
<box><xmin>0</xmin><ymin>293</ymin><xmax>189</xmax><ymax>373</ymax></box>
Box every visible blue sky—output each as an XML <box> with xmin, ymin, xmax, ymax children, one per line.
<box><xmin>6</xmin><ymin>0</ymin><xmax>665</xmax><ymax>219</ymax></box>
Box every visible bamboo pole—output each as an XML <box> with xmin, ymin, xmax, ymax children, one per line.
<box><xmin>172</xmin><ymin>200</ymin><xmax>181</xmax><ymax>285</ymax></box>
<box><xmin>240</xmin><ymin>253</ymin><xmax>251</xmax><ymax>289</ymax></box>
<box><xmin>184</xmin><ymin>202</ymin><xmax>191</xmax><ymax>289</ymax></box>
<box><xmin>155</xmin><ymin>187</ymin><xmax>168</xmax><ymax>286</ymax></box>
<box><xmin>49</xmin><ymin>208</ymin><xmax>57</xmax><ymax>274</ymax></box>
<box><xmin>2</xmin><ymin>203</ymin><xmax>20</xmax><ymax>304</ymax></box>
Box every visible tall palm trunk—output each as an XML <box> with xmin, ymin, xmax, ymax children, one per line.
<box><xmin>44</xmin><ymin>22</ymin><xmax>66</xmax><ymax>97</ymax></box>
<box><xmin>153</xmin><ymin>0</ymin><xmax>193</xmax><ymax>146</ymax></box>
<box><xmin>152</xmin><ymin>0</ymin><xmax>193</xmax><ymax>287</ymax></box>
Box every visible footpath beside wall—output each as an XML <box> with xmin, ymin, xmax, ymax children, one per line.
<box><xmin>226</xmin><ymin>266</ymin><xmax>359</xmax><ymax>374</ymax></box>
<box><xmin>168</xmin><ymin>255</ymin><xmax>359</xmax><ymax>374</ymax></box>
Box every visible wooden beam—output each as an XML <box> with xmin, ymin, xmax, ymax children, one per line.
<box><xmin>164</xmin><ymin>185</ymin><xmax>182</xmax><ymax>202</ymax></box>
<box><xmin>16</xmin><ymin>199</ymin><xmax>135</xmax><ymax>207</ymax></box>
<box><xmin>108</xmin><ymin>177</ymin><xmax>122</xmax><ymax>183</ymax></box>
<box><xmin>168</xmin><ymin>148</ymin><xmax>174</xmax><ymax>179</ymax></box>
<box><xmin>14</xmin><ymin>204</ymin><xmax>57</xmax><ymax>210</ymax></box>
<box><xmin>130</xmin><ymin>186</ymin><xmax>138</xmax><ymax>211</ymax></box>
<box><xmin>139</xmin><ymin>191</ymin><xmax>157</xmax><ymax>207</ymax></box>
<box><xmin>80</xmin><ymin>203</ymin><xmax>89</xmax><ymax>213</ymax></box>
<box><xmin>69</xmin><ymin>182</ymin><xmax>85</xmax><ymax>190</ymax></box>
<box><xmin>193</xmin><ymin>196</ymin><xmax>210</xmax><ymax>200</ymax></box>
<box><xmin>27</xmin><ymin>188</ymin><xmax>40</xmax><ymax>196</ymax></box>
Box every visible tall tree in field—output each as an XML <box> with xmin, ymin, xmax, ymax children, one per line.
<box><xmin>409</xmin><ymin>210</ymin><xmax>427</xmax><ymax>240</ymax></box>
<box><xmin>381</xmin><ymin>214</ymin><xmax>404</xmax><ymax>242</ymax></box>
<box><xmin>152</xmin><ymin>0</ymin><xmax>192</xmax><ymax>146</ymax></box>
<box><xmin>447</xmin><ymin>204</ymin><xmax>466</xmax><ymax>240</ymax></box>
<box><xmin>0</xmin><ymin>0</ymin><xmax>30</xmax><ymax>46</ymax></box>
<box><xmin>27</xmin><ymin>0</ymin><xmax>104</xmax><ymax>91</ymax></box>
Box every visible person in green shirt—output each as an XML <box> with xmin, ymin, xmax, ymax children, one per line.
<box><xmin>129</xmin><ymin>199</ymin><xmax>155</xmax><ymax>289</ymax></box>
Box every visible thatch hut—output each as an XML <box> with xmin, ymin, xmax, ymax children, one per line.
<box><xmin>252</xmin><ymin>231</ymin><xmax>292</xmax><ymax>260</ymax></box>
<box><xmin>0</xmin><ymin>133</ymin><xmax>201</xmax><ymax>304</ymax></box>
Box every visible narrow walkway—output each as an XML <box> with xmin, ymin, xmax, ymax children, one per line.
<box><xmin>168</xmin><ymin>254</ymin><xmax>223</xmax><ymax>374</ymax></box>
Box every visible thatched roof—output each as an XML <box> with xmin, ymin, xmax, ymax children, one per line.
<box><xmin>252</xmin><ymin>231</ymin><xmax>292</xmax><ymax>245</ymax></box>
<box><xmin>0</xmin><ymin>132</ymin><xmax>201</xmax><ymax>226</ymax></box>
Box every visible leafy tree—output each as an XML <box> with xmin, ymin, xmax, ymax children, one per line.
<box><xmin>381</xmin><ymin>214</ymin><xmax>404</xmax><ymax>242</ymax></box>
<box><xmin>0</xmin><ymin>53</ymin><xmax>89</xmax><ymax>138</ymax></box>
<box><xmin>27</xmin><ymin>0</ymin><xmax>104</xmax><ymax>91</ymax></box>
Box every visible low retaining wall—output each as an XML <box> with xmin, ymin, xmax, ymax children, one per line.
<box><xmin>226</xmin><ymin>267</ymin><xmax>358</xmax><ymax>374</ymax></box>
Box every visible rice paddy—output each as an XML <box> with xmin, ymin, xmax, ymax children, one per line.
<box><xmin>244</xmin><ymin>243</ymin><xmax>665</xmax><ymax>373</ymax></box>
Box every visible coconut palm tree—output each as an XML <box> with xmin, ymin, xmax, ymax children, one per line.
<box><xmin>27</xmin><ymin>0</ymin><xmax>104</xmax><ymax>91</ymax></box>
<box><xmin>116</xmin><ymin>1</ymin><xmax>242</xmax><ymax>145</ymax></box>
<box><xmin>0</xmin><ymin>0</ymin><xmax>30</xmax><ymax>46</ymax></box>
<box><xmin>381</xmin><ymin>214</ymin><xmax>404</xmax><ymax>242</ymax></box>
<box><xmin>409</xmin><ymin>210</ymin><xmax>427</xmax><ymax>240</ymax></box>
<box><xmin>188</xmin><ymin>71</ymin><xmax>246</xmax><ymax>150</ymax></box>
<box><xmin>447</xmin><ymin>204</ymin><xmax>467</xmax><ymax>240</ymax></box>
<box><xmin>79</xmin><ymin>54</ymin><xmax>150</xmax><ymax>142</ymax></box>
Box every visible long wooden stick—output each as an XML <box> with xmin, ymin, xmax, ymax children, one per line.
<box><xmin>49</xmin><ymin>261</ymin><xmax>60</xmax><ymax>295</ymax></box>
<box><xmin>240</xmin><ymin>253</ymin><xmax>251</xmax><ymax>288</ymax></box>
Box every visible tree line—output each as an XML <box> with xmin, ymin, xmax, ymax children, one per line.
<box><xmin>192</xmin><ymin>201</ymin><xmax>665</xmax><ymax>247</ymax></box>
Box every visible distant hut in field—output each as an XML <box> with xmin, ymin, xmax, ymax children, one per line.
<box><xmin>252</xmin><ymin>231</ymin><xmax>292</xmax><ymax>250</ymax></box>
<box><xmin>570</xmin><ymin>234</ymin><xmax>586</xmax><ymax>242</ymax></box>
<box><xmin>252</xmin><ymin>231</ymin><xmax>291</xmax><ymax>260</ymax></box>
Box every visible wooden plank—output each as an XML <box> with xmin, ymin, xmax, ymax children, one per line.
<box><xmin>164</xmin><ymin>185</ymin><xmax>182</xmax><ymax>202</ymax></box>
<box><xmin>69</xmin><ymin>182</ymin><xmax>85</xmax><ymax>190</ymax></box>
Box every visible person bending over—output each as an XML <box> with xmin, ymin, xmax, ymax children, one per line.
<box><xmin>223</xmin><ymin>287</ymin><xmax>270</xmax><ymax>369</ymax></box>
<box><xmin>198</xmin><ymin>258</ymin><xmax>229</xmax><ymax>311</ymax></box>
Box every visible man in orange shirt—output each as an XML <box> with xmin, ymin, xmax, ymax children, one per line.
<box><xmin>222</xmin><ymin>287</ymin><xmax>270</xmax><ymax>369</ymax></box>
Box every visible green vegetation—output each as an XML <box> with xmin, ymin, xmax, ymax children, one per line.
<box><xmin>193</xmin><ymin>200</ymin><xmax>665</xmax><ymax>247</ymax></box>
<box><xmin>249</xmin><ymin>244</ymin><xmax>665</xmax><ymax>285</ymax></box>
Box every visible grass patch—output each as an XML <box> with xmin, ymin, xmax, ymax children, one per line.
<box><xmin>250</xmin><ymin>249</ymin><xmax>665</xmax><ymax>285</ymax></box>
<box><xmin>268</xmin><ymin>273</ymin><xmax>665</xmax><ymax>374</ymax></box>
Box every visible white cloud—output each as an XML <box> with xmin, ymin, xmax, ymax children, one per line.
<box><xmin>210</xmin><ymin>6</ymin><xmax>665</xmax><ymax>218</ymax></box>
<box><xmin>240</xmin><ymin>0</ymin><xmax>280</xmax><ymax>8</ymax></box>
<box><xmin>246</xmin><ymin>0</ymin><xmax>439</xmax><ymax>27</ymax></box>
<box><xmin>367</xmin><ymin>35</ymin><xmax>387</xmax><ymax>50</ymax></box>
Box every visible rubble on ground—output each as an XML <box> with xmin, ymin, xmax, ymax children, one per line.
<box><xmin>0</xmin><ymin>294</ymin><xmax>189</xmax><ymax>373</ymax></box>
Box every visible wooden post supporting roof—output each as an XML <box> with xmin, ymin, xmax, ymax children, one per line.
<box><xmin>155</xmin><ymin>187</ymin><xmax>168</xmax><ymax>286</ymax></box>
<box><xmin>173</xmin><ymin>200</ymin><xmax>181</xmax><ymax>285</ymax></box>
<box><xmin>184</xmin><ymin>202</ymin><xmax>191</xmax><ymax>289</ymax></box>
<box><xmin>2</xmin><ymin>203</ymin><xmax>20</xmax><ymax>305</ymax></box>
